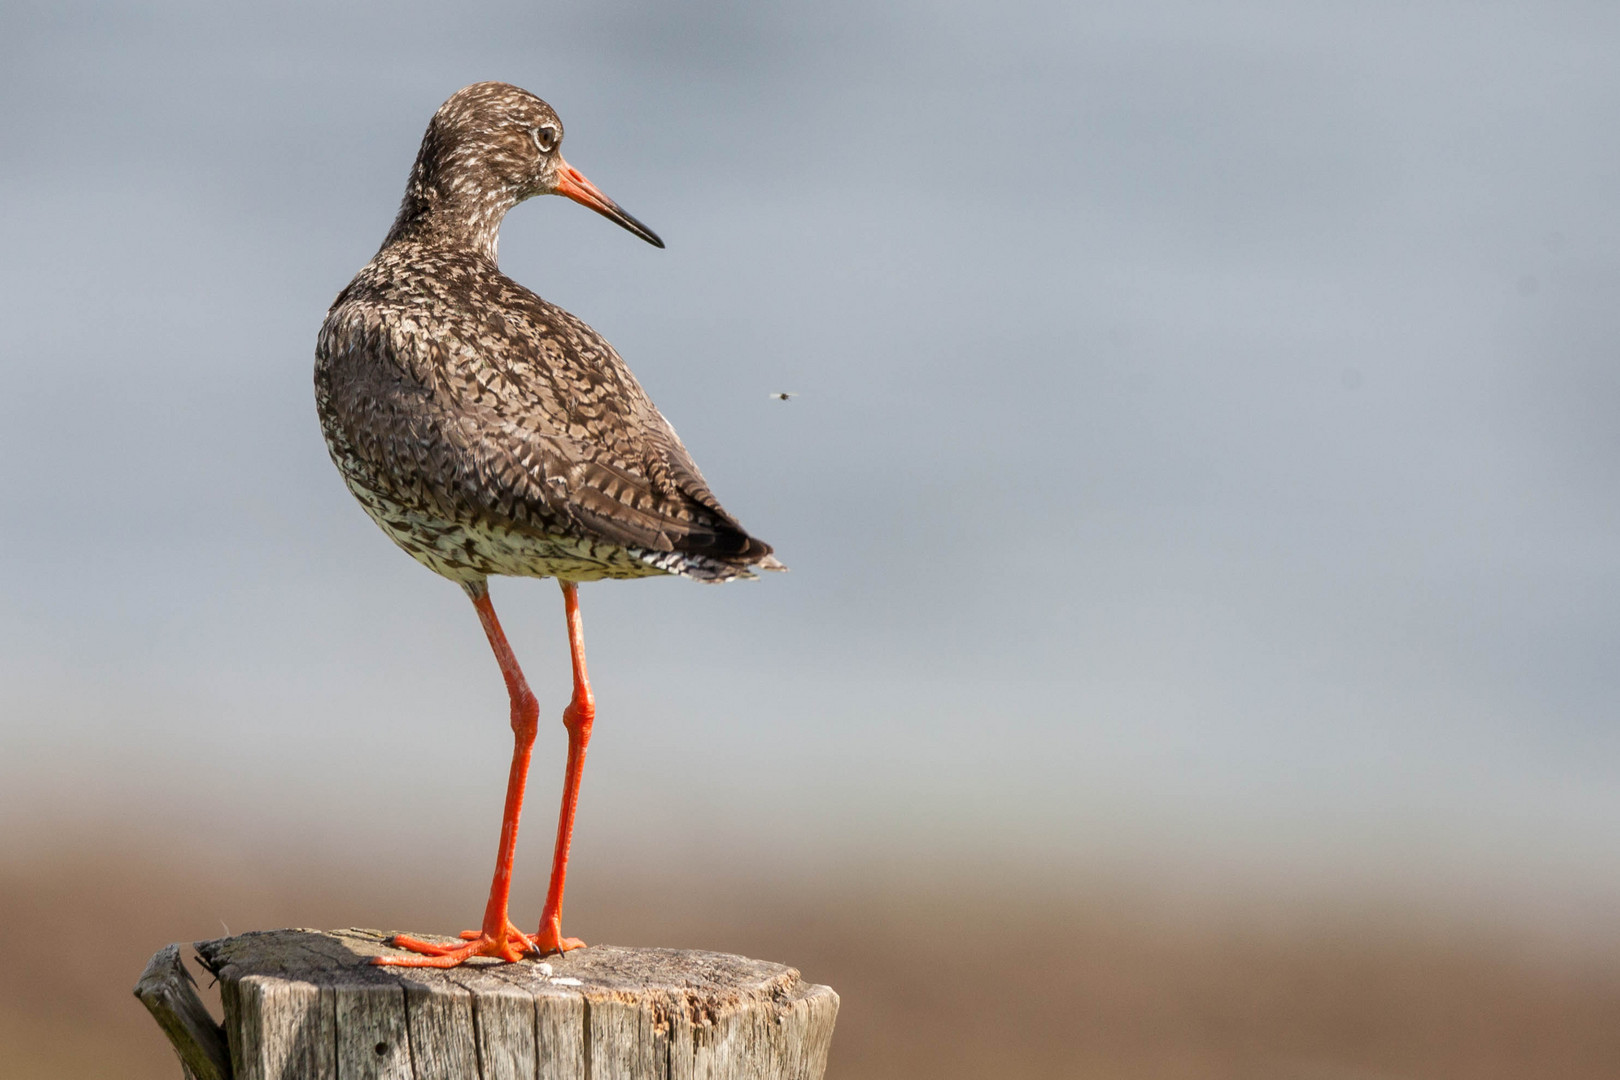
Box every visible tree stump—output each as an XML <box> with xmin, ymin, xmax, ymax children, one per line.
<box><xmin>135</xmin><ymin>928</ymin><xmax>839</xmax><ymax>1080</ymax></box>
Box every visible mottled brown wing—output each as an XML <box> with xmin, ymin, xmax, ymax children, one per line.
<box><xmin>322</xmin><ymin>323</ymin><xmax>769</xmax><ymax>564</ymax></box>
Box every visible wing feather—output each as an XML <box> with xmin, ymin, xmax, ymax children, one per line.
<box><xmin>322</xmin><ymin>317</ymin><xmax>772</xmax><ymax>566</ymax></box>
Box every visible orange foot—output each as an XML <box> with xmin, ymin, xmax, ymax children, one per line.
<box><xmin>372</xmin><ymin>922</ymin><xmax>537</xmax><ymax>968</ymax></box>
<box><xmin>532</xmin><ymin>919</ymin><xmax>587</xmax><ymax>956</ymax></box>
<box><xmin>459</xmin><ymin>927</ymin><xmax>584</xmax><ymax>954</ymax></box>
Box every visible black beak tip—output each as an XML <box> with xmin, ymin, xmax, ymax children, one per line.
<box><xmin>614</xmin><ymin>207</ymin><xmax>663</xmax><ymax>249</ymax></box>
<box><xmin>623</xmin><ymin>214</ymin><xmax>664</xmax><ymax>249</ymax></box>
<box><xmin>576</xmin><ymin>192</ymin><xmax>666</xmax><ymax>250</ymax></box>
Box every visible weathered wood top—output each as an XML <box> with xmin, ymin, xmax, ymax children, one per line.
<box><xmin>140</xmin><ymin>929</ymin><xmax>838</xmax><ymax>1080</ymax></box>
<box><xmin>198</xmin><ymin>928</ymin><xmax>811</xmax><ymax>1005</ymax></box>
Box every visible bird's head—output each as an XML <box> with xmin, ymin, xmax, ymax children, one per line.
<box><xmin>395</xmin><ymin>82</ymin><xmax>664</xmax><ymax>251</ymax></box>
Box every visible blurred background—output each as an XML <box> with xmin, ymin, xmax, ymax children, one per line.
<box><xmin>3</xmin><ymin>1</ymin><xmax>1619</xmax><ymax>1076</ymax></box>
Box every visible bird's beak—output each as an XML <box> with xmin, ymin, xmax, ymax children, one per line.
<box><xmin>553</xmin><ymin>158</ymin><xmax>665</xmax><ymax>248</ymax></box>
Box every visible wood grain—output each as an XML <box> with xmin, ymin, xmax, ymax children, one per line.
<box><xmin>157</xmin><ymin>928</ymin><xmax>837</xmax><ymax>1080</ymax></box>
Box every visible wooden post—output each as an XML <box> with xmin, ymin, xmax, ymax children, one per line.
<box><xmin>135</xmin><ymin>928</ymin><xmax>838</xmax><ymax>1080</ymax></box>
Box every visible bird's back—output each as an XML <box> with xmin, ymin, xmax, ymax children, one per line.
<box><xmin>316</xmin><ymin>241</ymin><xmax>778</xmax><ymax>584</ymax></box>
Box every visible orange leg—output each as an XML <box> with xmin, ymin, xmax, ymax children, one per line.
<box><xmin>533</xmin><ymin>580</ymin><xmax>594</xmax><ymax>955</ymax></box>
<box><xmin>374</xmin><ymin>580</ymin><xmax>540</xmax><ymax>967</ymax></box>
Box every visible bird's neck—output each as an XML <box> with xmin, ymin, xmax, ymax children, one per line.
<box><xmin>383</xmin><ymin>181</ymin><xmax>517</xmax><ymax>265</ymax></box>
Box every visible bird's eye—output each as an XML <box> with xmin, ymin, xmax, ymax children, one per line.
<box><xmin>532</xmin><ymin>126</ymin><xmax>559</xmax><ymax>153</ymax></box>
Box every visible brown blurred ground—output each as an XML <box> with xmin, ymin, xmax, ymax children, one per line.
<box><xmin>3</xmin><ymin>827</ymin><xmax>1619</xmax><ymax>1079</ymax></box>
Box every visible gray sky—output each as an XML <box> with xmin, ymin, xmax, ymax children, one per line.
<box><xmin>3</xmin><ymin>1</ymin><xmax>1618</xmax><ymax>914</ymax></box>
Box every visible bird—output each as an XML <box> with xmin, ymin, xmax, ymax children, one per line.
<box><xmin>769</xmin><ymin>391</ymin><xmax>797</xmax><ymax>401</ymax></box>
<box><xmin>314</xmin><ymin>82</ymin><xmax>782</xmax><ymax>968</ymax></box>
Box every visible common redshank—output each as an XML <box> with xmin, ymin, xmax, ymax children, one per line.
<box><xmin>314</xmin><ymin>82</ymin><xmax>782</xmax><ymax>967</ymax></box>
